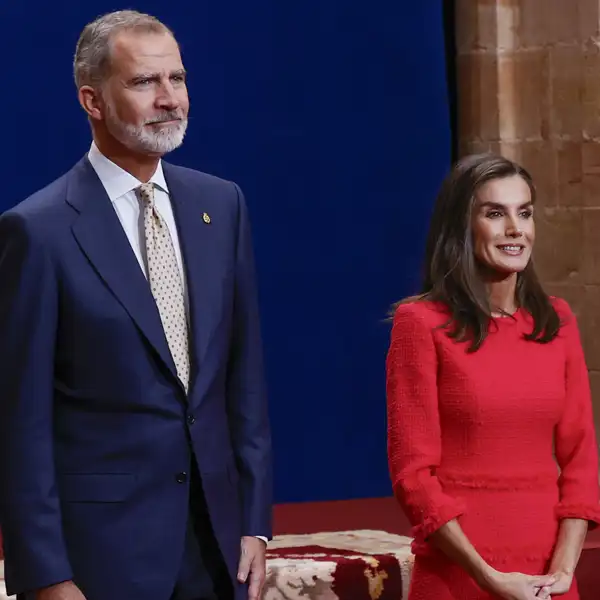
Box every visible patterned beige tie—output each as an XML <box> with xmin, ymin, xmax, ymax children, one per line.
<box><xmin>137</xmin><ymin>183</ymin><xmax>190</xmax><ymax>392</ymax></box>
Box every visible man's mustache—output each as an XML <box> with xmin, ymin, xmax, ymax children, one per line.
<box><xmin>145</xmin><ymin>112</ymin><xmax>184</xmax><ymax>125</ymax></box>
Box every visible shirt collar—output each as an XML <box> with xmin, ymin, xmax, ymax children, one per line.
<box><xmin>87</xmin><ymin>141</ymin><xmax>169</xmax><ymax>203</ymax></box>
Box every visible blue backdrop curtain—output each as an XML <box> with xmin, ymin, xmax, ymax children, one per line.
<box><xmin>0</xmin><ymin>2</ymin><xmax>452</xmax><ymax>503</ymax></box>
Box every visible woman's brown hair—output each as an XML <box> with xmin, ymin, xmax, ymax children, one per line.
<box><xmin>396</xmin><ymin>153</ymin><xmax>560</xmax><ymax>352</ymax></box>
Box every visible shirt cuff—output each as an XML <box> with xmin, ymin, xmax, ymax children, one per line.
<box><xmin>255</xmin><ymin>536</ymin><xmax>268</xmax><ymax>545</ymax></box>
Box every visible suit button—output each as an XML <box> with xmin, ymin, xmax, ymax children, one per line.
<box><xmin>175</xmin><ymin>472</ymin><xmax>188</xmax><ymax>484</ymax></box>
<box><xmin>187</xmin><ymin>414</ymin><xmax>196</xmax><ymax>425</ymax></box>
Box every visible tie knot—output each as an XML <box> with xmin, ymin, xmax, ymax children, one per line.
<box><xmin>137</xmin><ymin>183</ymin><xmax>155</xmax><ymax>206</ymax></box>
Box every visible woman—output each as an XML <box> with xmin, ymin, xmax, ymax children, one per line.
<box><xmin>386</xmin><ymin>153</ymin><xmax>600</xmax><ymax>600</ymax></box>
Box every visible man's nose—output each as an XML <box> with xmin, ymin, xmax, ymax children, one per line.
<box><xmin>156</xmin><ymin>81</ymin><xmax>180</xmax><ymax>110</ymax></box>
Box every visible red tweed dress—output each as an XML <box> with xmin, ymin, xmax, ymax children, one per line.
<box><xmin>386</xmin><ymin>298</ymin><xmax>600</xmax><ymax>600</ymax></box>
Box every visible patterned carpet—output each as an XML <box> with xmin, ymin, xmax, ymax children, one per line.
<box><xmin>0</xmin><ymin>531</ymin><xmax>413</xmax><ymax>600</ymax></box>
<box><xmin>265</xmin><ymin>530</ymin><xmax>413</xmax><ymax>600</ymax></box>
<box><xmin>0</xmin><ymin>563</ymin><xmax>6</xmax><ymax>600</ymax></box>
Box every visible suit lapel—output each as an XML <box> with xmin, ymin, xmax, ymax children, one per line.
<box><xmin>67</xmin><ymin>158</ymin><xmax>180</xmax><ymax>385</ymax></box>
<box><xmin>163</xmin><ymin>163</ymin><xmax>221</xmax><ymax>382</ymax></box>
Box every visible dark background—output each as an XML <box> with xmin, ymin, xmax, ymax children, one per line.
<box><xmin>0</xmin><ymin>2</ymin><xmax>453</xmax><ymax>502</ymax></box>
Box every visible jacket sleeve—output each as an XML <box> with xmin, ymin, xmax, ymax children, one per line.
<box><xmin>225</xmin><ymin>183</ymin><xmax>273</xmax><ymax>540</ymax></box>
<box><xmin>553</xmin><ymin>299</ymin><xmax>600</xmax><ymax>528</ymax></box>
<box><xmin>386</xmin><ymin>303</ymin><xmax>465</xmax><ymax>544</ymax></box>
<box><xmin>0</xmin><ymin>212</ymin><xmax>73</xmax><ymax>594</ymax></box>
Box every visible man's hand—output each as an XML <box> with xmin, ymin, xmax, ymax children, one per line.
<box><xmin>237</xmin><ymin>536</ymin><xmax>267</xmax><ymax>600</ymax></box>
<box><xmin>35</xmin><ymin>581</ymin><xmax>86</xmax><ymax>599</ymax></box>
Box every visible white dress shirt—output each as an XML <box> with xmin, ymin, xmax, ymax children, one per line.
<box><xmin>87</xmin><ymin>143</ymin><xmax>267</xmax><ymax>546</ymax></box>
<box><xmin>87</xmin><ymin>142</ymin><xmax>188</xmax><ymax>302</ymax></box>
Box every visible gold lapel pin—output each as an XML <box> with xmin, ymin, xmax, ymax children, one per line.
<box><xmin>202</xmin><ymin>212</ymin><xmax>211</xmax><ymax>224</ymax></box>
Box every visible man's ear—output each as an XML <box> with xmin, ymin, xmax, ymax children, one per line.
<box><xmin>78</xmin><ymin>86</ymin><xmax>104</xmax><ymax>121</ymax></box>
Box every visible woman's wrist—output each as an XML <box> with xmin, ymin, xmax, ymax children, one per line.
<box><xmin>550</xmin><ymin>565</ymin><xmax>574</xmax><ymax>578</ymax></box>
<box><xmin>472</xmin><ymin>562</ymin><xmax>499</xmax><ymax>591</ymax></box>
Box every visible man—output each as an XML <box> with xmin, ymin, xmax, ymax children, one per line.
<box><xmin>0</xmin><ymin>10</ymin><xmax>272</xmax><ymax>600</ymax></box>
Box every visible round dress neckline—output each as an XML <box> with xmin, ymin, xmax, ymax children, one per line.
<box><xmin>491</xmin><ymin>307</ymin><xmax>524</xmax><ymax>322</ymax></box>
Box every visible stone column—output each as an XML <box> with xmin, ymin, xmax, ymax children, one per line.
<box><xmin>456</xmin><ymin>0</ymin><xmax>600</xmax><ymax>437</ymax></box>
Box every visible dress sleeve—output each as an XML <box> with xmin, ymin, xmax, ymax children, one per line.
<box><xmin>386</xmin><ymin>303</ymin><xmax>465</xmax><ymax>543</ymax></box>
<box><xmin>554</xmin><ymin>299</ymin><xmax>600</xmax><ymax>528</ymax></box>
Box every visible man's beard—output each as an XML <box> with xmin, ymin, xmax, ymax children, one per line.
<box><xmin>104</xmin><ymin>98</ymin><xmax>188</xmax><ymax>155</ymax></box>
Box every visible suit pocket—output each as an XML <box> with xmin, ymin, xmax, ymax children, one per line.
<box><xmin>59</xmin><ymin>473</ymin><xmax>136</xmax><ymax>503</ymax></box>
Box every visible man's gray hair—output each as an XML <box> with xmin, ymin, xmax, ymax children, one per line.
<box><xmin>73</xmin><ymin>10</ymin><xmax>174</xmax><ymax>89</ymax></box>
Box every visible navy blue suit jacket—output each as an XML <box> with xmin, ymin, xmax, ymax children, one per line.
<box><xmin>0</xmin><ymin>157</ymin><xmax>272</xmax><ymax>599</ymax></box>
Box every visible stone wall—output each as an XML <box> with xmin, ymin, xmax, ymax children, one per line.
<box><xmin>456</xmin><ymin>0</ymin><xmax>600</xmax><ymax>437</ymax></box>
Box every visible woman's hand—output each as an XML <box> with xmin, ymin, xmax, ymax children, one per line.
<box><xmin>535</xmin><ymin>570</ymin><xmax>573</xmax><ymax>598</ymax></box>
<box><xmin>481</xmin><ymin>569</ymin><xmax>556</xmax><ymax>600</ymax></box>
